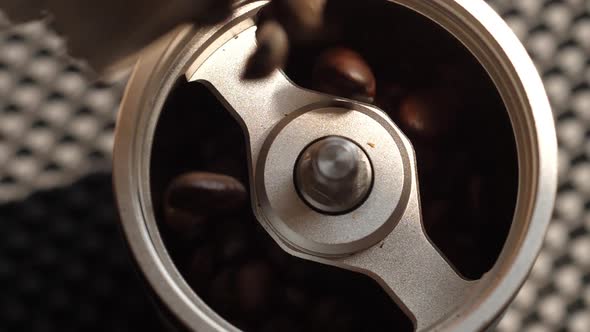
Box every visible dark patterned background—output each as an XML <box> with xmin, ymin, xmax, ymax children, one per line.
<box><xmin>0</xmin><ymin>0</ymin><xmax>588</xmax><ymax>331</ymax></box>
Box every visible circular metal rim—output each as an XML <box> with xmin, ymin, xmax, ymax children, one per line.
<box><xmin>255</xmin><ymin>106</ymin><xmax>410</xmax><ymax>256</ymax></box>
<box><xmin>112</xmin><ymin>0</ymin><xmax>557</xmax><ymax>331</ymax></box>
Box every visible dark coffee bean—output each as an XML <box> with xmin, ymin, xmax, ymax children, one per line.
<box><xmin>208</xmin><ymin>268</ymin><xmax>237</xmax><ymax>316</ymax></box>
<box><xmin>312</xmin><ymin>47</ymin><xmax>376</xmax><ymax>103</ymax></box>
<box><xmin>236</xmin><ymin>260</ymin><xmax>274</xmax><ymax>316</ymax></box>
<box><xmin>186</xmin><ymin>246</ymin><xmax>215</xmax><ymax>293</ymax></box>
<box><xmin>243</xmin><ymin>21</ymin><xmax>289</xmax><ymax>79</ymax></box>
<box><xmin>397</xmin><ymin>88</ymin><xmax>459</xmax><ymax>140</ymax></box>
<box><xmin>218</xmin><ymin>226</ymin><xmax>251</xmax><ymax>263</ymax></box>
<box><xmin>164</xmin><ymin>172</ymin><xmax>247</xmax><ymax>233</ymax></box>
<box><xmin>163</xmin><ymin>207</ymin><xmax>206</xmax><ymax>235</ymax></box>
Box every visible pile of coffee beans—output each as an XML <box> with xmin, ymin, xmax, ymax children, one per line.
<box><xmin>150</xmin><ymin>1</ymin><xmax>518</xmax><ymax>331</ymax></box>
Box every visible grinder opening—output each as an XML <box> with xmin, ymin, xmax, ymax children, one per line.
<box><xmin>148</xmin><ymin>0</ymin><xmax>518</xmax><ymax>331</ymax></box>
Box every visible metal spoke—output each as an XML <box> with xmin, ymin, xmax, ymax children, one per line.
<box><xmin>189</xmin><ymin>20</ymin><xmax>476</xmax><ymax>331</ymax></box>
<box><xmin>335</xmin><ymin>161</ymin><xmax>477</xmax><ymax>331</ymax></box>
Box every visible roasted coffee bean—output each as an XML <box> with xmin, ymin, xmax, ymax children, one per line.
<box><xmin>218</xmin><ymin>225</ymin><xmax>251</xmax><ymax>263</ymax></box>
<box><xmin>398</xmin><ymin>88</ymin><xmax>460</xmax><ymax>140</ymax></box>
<box><xmin>208</xmin><ymin>268</ymin><xmax>237</xmax><ymax>316</ymax></box>
<box><xmin>243</xmin><ymin>20</ymin><xmax>289</xmax><ymax>79</ymax></box>
<box><xmin>312</xmin><ymin>47</ymin><xmax>376</xmax><ymax>103</ymax></box>
<box><xmin>186</xmin><ymin>245</ymin><xmax>215</xmax><ymax>292</ymax></box>
<box><xmin>236</xmin><ymin>260</ymin><xmax>275</xmax><ymax>316</ymax></box>
<box><xmin>164</xmin><ymin>172</ymin><xmax>247</xmax><ymax>227</ymax></box>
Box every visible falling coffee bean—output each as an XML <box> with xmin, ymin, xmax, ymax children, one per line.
<box><xmin>243</xmin><ymin>20</ymin><xmax>289</xmax><ymax>79</ymax></box>
<box><xmin>236</xmin><ymin>260</ymin><xmax>274</xmax><ymax>317</ymax></box>
<box><xmin>163</xmin><ymin>172</ymin><xmax>247</xmax><ymax>233</ymax></box>
<box><xmin>244</xmin><ymin>0</ymin><xmax>328</xmax><ymax>80</ymax></box>
<box><xmin>312</xmin><ymin>47</ymin><xmax>376</xmax><ymax>103</ymax></box>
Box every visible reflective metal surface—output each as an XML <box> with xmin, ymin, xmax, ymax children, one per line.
<box><xmin>295</xmin><ymin>136</ymin><xmax>373</xmax><ymax>215</ymax></box>
<box><xmin>113</xmin><ymin>0</ymin><xmax>557</xmax><ymax>331</ymax></box>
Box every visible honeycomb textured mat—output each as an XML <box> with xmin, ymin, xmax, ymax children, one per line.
<box><xmin>0</xmin><ymin>0</ymin><xmax>589</xmax><ymax>331</ymax></box>
<box><xmin>0</xmin><ymin>18</ymin><xmax>122</xmax><ymax>202</ymax></box>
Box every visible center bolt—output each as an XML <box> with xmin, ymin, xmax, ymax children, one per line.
<box><xmin>295</xmin><ymin>136</ymin><xmax>373</xmax><ymax>214</ymax></box>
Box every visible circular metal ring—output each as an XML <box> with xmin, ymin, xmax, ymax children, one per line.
<box><xmin>113</xmin><ymin>0</ymin><xmax>557</xmax><ymax>331</ymax></box>
<box><xmin>255</xmin><ymin>106</ymin><xmax>409</xmax><ymax>256</ymax></box>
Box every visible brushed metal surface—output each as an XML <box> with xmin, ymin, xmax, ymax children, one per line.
<box><xmin>257</xmin><ymin>106</ymin><xmax>408</xmax><ymax>255</ymax></box>
<box><xmin>113</xmin><ymin>0</ymin><xmax>556</xmax><ymax>331</ymax></box>
<box><xmin>294</xmin><ymin>135</ymin><xmax>374</xmax><ymax>215</ymax></box>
